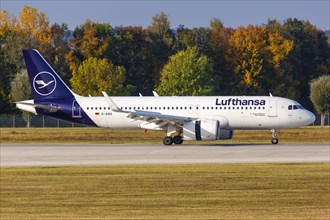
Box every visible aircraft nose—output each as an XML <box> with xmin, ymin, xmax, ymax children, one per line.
<box><xmin>305</xmin><ymin>110</ymin><xmax>316</xmax><ymax>125</ymax></box>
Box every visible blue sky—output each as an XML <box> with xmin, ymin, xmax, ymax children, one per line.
<box><xmin>1</xmin><ymin>1</ymin><xmax>329</xmax><ymax>30</ymax></box>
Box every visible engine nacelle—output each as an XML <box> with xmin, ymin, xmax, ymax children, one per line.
<box><xmin>183</xmin><ymin>119</ymin><xmax>234</xmax><ymax>141</ymax></box>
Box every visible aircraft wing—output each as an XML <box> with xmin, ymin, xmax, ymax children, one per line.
<box><xmin>128</xmin><ymin>110</ymin><xmax>192</xmax><ymax>122</ymax></box>
<box><xmin>102</xmin><ymin>91</ymin><xmax>195</xmax><ymax>129</ymax></box>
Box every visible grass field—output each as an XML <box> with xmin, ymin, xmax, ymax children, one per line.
<box><xmin>1</xmin><ymin>126</ymin><xmax>329</xmax><ymax>144</ymax></box>
<box><xmin>1</xmin><ymin>163</ymin><xmax>329</xmax><ymax>219</ymax></box>
<box><xmin>1</xmin><ymin>127</ymin><xmax>329</xmax><ymax>219</ymax></box>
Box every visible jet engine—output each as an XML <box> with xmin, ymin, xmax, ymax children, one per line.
<box><xmin>183</xmin><ymin>119</ymin><xmax>234</xmax><ymax>141</ymax></box>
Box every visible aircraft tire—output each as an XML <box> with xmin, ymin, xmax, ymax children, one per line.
<box><xmin>163</xmin><ymin>136</ymin><xmax>173</xmax><ymax>145</ymax></box>
<box><xmin>271</xmin><ymin>138</ymin><xmax>279</xmax><ymax>144</ymax></box>
<box><xmin>173</xmin><ymin>135</ymin><xmax>183</xmax><ymax>145</ymax></box>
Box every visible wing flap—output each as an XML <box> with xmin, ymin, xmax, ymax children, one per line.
<box><xmin>130</xmin><ymin>110</ymin><xmax>192</xmax><ymax>123</ymax></box>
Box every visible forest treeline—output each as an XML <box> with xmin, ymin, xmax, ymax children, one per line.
<box><xmin>0</xmin><ymin>6</ymin><xmax>329</xmax><ymax>115</ymax></box>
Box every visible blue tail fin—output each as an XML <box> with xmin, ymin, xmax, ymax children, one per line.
<box><xmin>23</xmin><ymin>49</ymin><xmax>74</xmax><ymax>100</ymax></box>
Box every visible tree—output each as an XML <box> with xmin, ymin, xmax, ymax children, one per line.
<box><xmin>208</xmin><ymin>19</ymin><xmax>233</xmax><ymax>95</ymax></box>
<box><xmin>110</xmin><ymin>26</ymin><xmax>153</xmax><ymax>95</ymax></box>
<box><xmin>263</xmin><ymin>31</ymin><xmax>296</xmax><ymax>99</ymax></box>
<box><xmin>18</xmin><ymin>6</ymin><xmax>51</xmax><ymax>49</ymax></box>
<box><xmin>156</xmin><ymin>47</ymin><xmax>214</xmax><ymax>96</ymax></box>
<box><xmin>147</xmin><ymin>12</ymin><xmax>173</xmax><ymax>47</ymax></box>
<box><xmin>0</xmin><ymin>48</ymin><xmax>17</xmax><ymax>114</ymax></box>
<box><xmin>176</xmin><ymin>26</ymin><xmax>211</xmax><ymax>54</ymax></box>
<box><xmin>278</xmin><ymin>18</ymin><xmax>329</xmax><ymax>110</ymax></box>
<box><xmin>146</xmin><ymin>12</ymin><xmax>175</xmax><ymax>86</ymax></box>
<box><xmin>10</xmin><ymin>70</ymin><xmax>32</xmax><ymax>126</ymax></box>
<box><xmin>0</xmin><ymin>7</ymin><xmax>70</xmax><ymax>115</ymax></box>
<box><xmin>226</xmin><ymin>25</ymin><xmax>293</xmax><ymax>95</ymax></box>
<box><xmin>175</xmin><ymin>21</ymin><xmax>233</xmax><ymax>95</ymax></box>
<box><xmin>70</xmin><ymin>57</ymin><xmax>128</xmax><ymax>96</ymax></box>
<box><xmin>310</xmin><ymin>75</ymin><xmax>330</xmax><ymax>126</ymax></box>
<box><xmin>66</xmin><ymin>20</ymin><xmax>113</xmax><ymax>72</ymax></box>
<box><xmin>43</xmin><ymin>23</ymin><xmax>71</xmax><ymax>84</ymax></box>
<box><xmin>226</xmin><ymin>25</ymin><xmax>269</xmax><ymax>94</ymax></box>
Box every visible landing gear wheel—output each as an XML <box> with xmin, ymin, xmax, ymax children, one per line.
<box><xmin>163</xmin><ymin>136</ymin><xmax>173</xmax><ymax>145</ymax></box>
<box><xmin>173</xmin><ymin>135</ymin><xmax>183</xmax><ymax>145</ymax></box>
<box><xmin>271</xmin><ymin>138</ymin><xmax>279</xmax><ymax>144</ymax></box>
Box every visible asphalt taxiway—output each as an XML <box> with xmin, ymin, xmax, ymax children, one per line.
<box><xmin>1</xmin><ymin>144</ymin><xmax>329</xmax><ymax>167</ymax></box>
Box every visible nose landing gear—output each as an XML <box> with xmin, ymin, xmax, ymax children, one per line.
<box><xmin>270</xmin><ymin>129</ymin><xmax>279</xmax><ymax>144</ymax></box>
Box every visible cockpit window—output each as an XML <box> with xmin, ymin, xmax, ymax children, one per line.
<box><xmin>288</xmin><ymin>105</ymin><xmax>304</xmax><ymax>110</ymax></box>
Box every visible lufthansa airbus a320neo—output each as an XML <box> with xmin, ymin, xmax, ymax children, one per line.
<box><xmin>16</xmin><ymin>50</ymin><xmax>315</xmax><ymax>145</ymax></box>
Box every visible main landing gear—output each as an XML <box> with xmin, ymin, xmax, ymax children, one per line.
<box><xmin>270</xmin><ymin>129</ymin><xmax>279</xmax><ymax>144</ymax></box>
<box><xmin>163</xmin><ymin>125</ymin><xmax>183</xmax><ymax>145</ymax></box>
<box><xmin>163</xmin><ymin>135</ymin><xmax>183</xmax><ymax>145</ymax></box>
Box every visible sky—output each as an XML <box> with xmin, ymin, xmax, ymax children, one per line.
<box><xmin>1</xmin><ymin>0</ymin><xmax>329</xmax><ymax>31</ymax></box>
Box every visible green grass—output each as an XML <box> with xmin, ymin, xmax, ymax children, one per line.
<box><xmin>1</xmin><ymin>126</ymin><xmax>329</xmax><ymax>144</ymax></box>
<box><xmin>1</xmin><ymin>163</ymin><xmax>329</xmax><ymax>219</ymax></box>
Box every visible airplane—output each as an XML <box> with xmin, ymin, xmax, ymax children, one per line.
<box><xmin>16</xmin><ymin>49</ymin><xmax>316</xmax><ymax>145</ymax></box>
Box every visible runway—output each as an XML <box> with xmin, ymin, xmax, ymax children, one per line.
<box><xmin>1</xmin><ymin>144</ymin><xmax>329</xmax><ymax>167</ymax></box>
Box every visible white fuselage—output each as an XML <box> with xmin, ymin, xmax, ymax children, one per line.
<box><xmin>74</xmin><ymin>96</ymin><xmax>315</xmax><ymax>130</ymax></box>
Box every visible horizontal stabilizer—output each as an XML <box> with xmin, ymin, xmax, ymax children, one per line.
<box><xmin>16</xmin><ymin>101</ymin><xmax>61</xmax><ymax>112</ymax></box>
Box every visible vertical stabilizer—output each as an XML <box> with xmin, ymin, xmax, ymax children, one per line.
<box><xmin>22</xmin><ymin>49</ymin><xmax>74</xmax><ymax>100</ymax></box>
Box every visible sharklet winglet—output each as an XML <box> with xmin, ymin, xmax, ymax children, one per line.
<box><xmin>102</xmin><ymin>91</ymin><xmax>127</xmax><ymax>113</ymax></box>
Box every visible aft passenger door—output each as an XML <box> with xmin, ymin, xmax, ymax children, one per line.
<box><xmin>72</xmin><ymin>100</ymin><xmax>81</xmax><ymax>118</ymax></box>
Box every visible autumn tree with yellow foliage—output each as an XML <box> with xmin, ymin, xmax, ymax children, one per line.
<box><xmin>226</xmin><ymin>25</ymin><xmax>293</xmax><ymax>95</ymax></box>
<box><xmin>0</xmin><ymin>6</ymin><xmax>52</xmax><ymax>114</ymax></box>
<box><xmin>65</xmin><ymin>20</ymin><xmax>113</xmax><ymax>72</ymax></box>
<box><xmin>70</xmin><ymin>57</ymin><xmax>128</xmax><ymax>96</ymax></box>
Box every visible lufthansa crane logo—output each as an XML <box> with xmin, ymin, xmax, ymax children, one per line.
<box><xmin>33</xmin><ymin>71</ymin><xmax>57</xmax><ymax>96</ymax></box>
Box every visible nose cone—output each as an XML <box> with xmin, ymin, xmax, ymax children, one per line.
<box><xmin>305</xmin><ymin>110</ymin><xmax>316</xmax><ymax>125</ymax></box>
